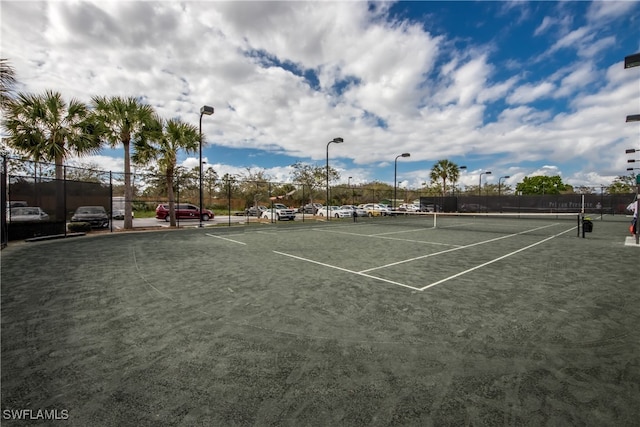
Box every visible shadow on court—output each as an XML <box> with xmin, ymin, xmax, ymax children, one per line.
<box><xmin>1</xmin><ymin>215</ymin><xmax>639</xmax><ymax>425</ymax></box>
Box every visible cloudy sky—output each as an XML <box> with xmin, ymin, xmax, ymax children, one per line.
<box><xmin>1</xmin><ymin>0</ymin><xmax>639</xmax><ymax>189</ymax></box>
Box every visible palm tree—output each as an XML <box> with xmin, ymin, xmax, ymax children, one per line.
<box><xmin>429</xmin><ymin>159</ymin><xmax>462</xmax><ymax>197</ymax></box>
<box><xmin>3</xmin><ymin>90</ymin><xmax>101</xmax><ymax>221</ymax></box>
<box><xmin>133</xmin><ymin>116</ymin><xmax>200</xmax><ymax>227</ymax></box>
<box><xmin>1</xmin><ymin>58</ymin><xmax>17</xmax><ymax>109</ymax></box>
<box><xmin>3</xmin><ymin>91</ymin><xmax>100</xmax><ymax>179</ymax></box>
<box><xmin>91</xmin><ymin>96</ymin><xmax>156</xmax><ymax>229</ymax></box>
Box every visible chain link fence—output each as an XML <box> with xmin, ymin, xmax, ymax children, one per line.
<box><xmin>2</xmin><ymin>156</ymin><xmax>636</xmax><ymax>244</ymax></box>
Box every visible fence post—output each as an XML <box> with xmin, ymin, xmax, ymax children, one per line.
<box><xmin>109</xmin><ymin>171</ymin><xmax>113</xmax><ymax>232</ymax></box>
<box><xmin>1</xmin><ymin>156</ymin><xmax>7</xmax><ymax>248</ymax></box>
<box><xmin>63</xmin><ymin>165</ymin><xmax>67</xmax><ymax>237</ymax></box>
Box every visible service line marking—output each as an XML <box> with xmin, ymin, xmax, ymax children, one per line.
<box><xmin>359</xmin><ymin>222</ymin><xmax>568</xmax><ymax>273</ymax></box>
<box><xmin>205</xmin><ymin>233</ymin><xmax>247</xmax><ymax>245</ymax></box>
<box><xmin>420</xmin><ymin>226</ymin><xmax>577</xmax><ymax>290</ymax></box>
<box><xmin>273</xmin><ymin>224</ymin><xmax>575</xmax><ymax>292</ymax></box>
<box><xmin>272</xmin><ymin>251</ymin><xmax>422</xmax><ymax>291</ymax></box>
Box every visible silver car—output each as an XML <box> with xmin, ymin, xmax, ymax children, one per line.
<box><xmin>7</xmin><ymin>206</ymin><xmax>50</xmax><ymax>222</ymax></box>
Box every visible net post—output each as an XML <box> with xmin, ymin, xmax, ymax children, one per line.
<box><xmin>577</xmin><ymin>214</ymin><xmax>581</xmax><ymax>238</ymax></box>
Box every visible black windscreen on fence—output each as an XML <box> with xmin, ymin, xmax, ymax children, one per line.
<box><xmin>6</xmin><ymin>175</ymin><xmax>110</xmax><ymax>241</ymax></box>
<box><xmin>1</xmin><ymin>155</ymin><xmax>636</xmax><ymax>244</ymax></box>
<box><xmin>421</xmin><ymin>194</ymin><xmax>632</xmax><ymax>214</ymax></box>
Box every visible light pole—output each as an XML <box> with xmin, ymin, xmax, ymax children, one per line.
<box><xmin>348</xmin><ymin>176</ymin><xmax>353</xmax><ymax>206</ymax></box>
<box><xmin>479</xmin><ymin>171</ymin><xmax>491</xmax><ymax>197</ymax></box>
<box><xmin>394</xmin><ymin>153</ymin><xmax>410</xmax><ymax>211</ymax></box>
<box><xmin>498</xmin><ymin>175</ymin><xmax>510</xmax><ymax>197</ymax></box>
<box><xmin>199</xmin><ymin>105</ymin><xmax>214</xmax><ymax>228</ymax></box>
<box><xmin>624</xmin><ymin>51</ymin><xmax>640</xmax><ymax>244</ymax></box>
<box><xmin>454</xmin><ymin>165</ymin><xmax>467</xmax><ymax>197</ymax></box>
<box><xmin>627</xmin><ymin>149</ymin><xmax>640</xmax><ymax>244</ymax></box>
<box><xmin>326</xmin><ymin>137</ymin><xmax>344</xmax><ymax>219</ymax></box>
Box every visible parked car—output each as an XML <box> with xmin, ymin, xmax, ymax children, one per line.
<box><xmin>358</xmin><ymin>203</ymin><xmax>389</xmax><ymax>217</ymax></box>
<box><xmin>400</xmin><ymin>203</ymin><xmax>420</xmax><ymax>212</ymax></box>
<box><xmin>261</xmin><ymin>204</ymin><xmax>297</xmax><ymax>221</ymax></box>
<box><xmin>340</xmin><ymin>205</ymin><xmax>367</xmax><ymax>217</ymax></box>
<box><xmin>317</xmin><ymin>205</ymin><xmax>352</xmax><ymax>218</ymax></box>
<box><xmin>111</xmin><ymin>209</ymin><xmax>134</xmax><ymax>220</ymax></box>
<box><xmin>245</xmin><ymin>206</ymin><xmax>268</xmax><ymax>216</ymax></box>
<box><xmin>7</xmin><ymin>206</ymin><xmax>49</xmax><ymax>222</ymax></box>
<box><xmin>299</xmin><ymin>203</ymin><xmax>323</xmax><ymax>214</ymax></box>
<box><xmin>155</xmin><ymin>203</ymin><xmax>214</xmax><ymax>222</ymax></box>
<box><xmin>71</xmin><ymin>206</ymin><xmax>109</xmax><ymax>228</ymax></box>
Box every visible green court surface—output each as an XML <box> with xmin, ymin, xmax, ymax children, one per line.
<box><xmin>1</xmin><ymin>214</ymin><xmax>639</xmax><ymax>426</ymax></box>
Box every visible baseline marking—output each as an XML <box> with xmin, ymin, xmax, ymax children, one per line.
<box><xmin>420</xmin><ymin>226</ymin><xmax>576</xmax><ymax>290</ymax></box>
<box><xmin>205</xmin><ymin>233</ymin><xmax>247</xmax><ymax>245</ymax></box>
<box><xmin>272</xmin><ymin>250</ymin><xmax>422</xmax><ymax>291</ymax></box>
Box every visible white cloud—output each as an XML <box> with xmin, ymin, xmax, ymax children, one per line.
<box><xmin>1</xmin><ymin>0</ymin><xmax>638</xmax><ymax>189</ymax></box>
<box><xmin>587</xmin><ymin>1</ymin><xmax>638</xmax><ymax>23</ymax></box>
<box><xmin>548</xmin><ymin>27</ymin><xmax>592</xmax><ymax>54</ymax></box>
<box><xmin>534</xmin><ymin>16</ymin><xmax>557</xmax><ymax>36</ymax></box>
<box><xmin>506</xmin><ymin>81</ymin><xmax>555</xmax><ymax>104</ymax></box>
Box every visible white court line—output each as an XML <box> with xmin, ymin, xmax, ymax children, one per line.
<box><xmin>314</xmin><ymin>228</ymin><xmax>460</xmax><ymax>247</ymax></box>
<box><xmin>359</xmin><ymin>222</ymin><xmax>566</xmax><ymax>273</ymax></box>
<box><xmin>273</xmin><ymin>224</ymin><xmax>574</xmax><ymax>292</ymax></box>
<box><xmin>420</xmin><ymin>226</ymin><xmax>577</xmax><ymax>290</ymax></box>
<box><xmin>272</xmin><ymin>251</ymin><xmax>422</xmax><ymax>291</ymax></box>
<box><xmin>371</xmin><ymin>227</ymin><xmax>431</xmax><ymax>236</ymax></box>
<box><xmin>205</xmin><ymin>233</ymin><xmax>247</xmax><ymax>245</ymax></box>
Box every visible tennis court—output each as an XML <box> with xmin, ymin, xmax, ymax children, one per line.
<box><xmin>1</xmin><ymin>213</ymin><xmax>639</xmax><ymax>425</ymax></box>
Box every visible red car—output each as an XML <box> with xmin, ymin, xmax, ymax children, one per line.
<box><xmin>155</xmin><ymin>203</ymin><xmax>214</xmax><ymax>222</ymax></box>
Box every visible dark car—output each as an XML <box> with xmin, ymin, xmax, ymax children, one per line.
<box><xmin>155</xmin><ymin>203</ymin><xmax>214</xmax><ymax>222</ymax></box>
<box><xmin>71</xmin><ymin>206</ymin><xmax>109</xmax><ymax>228</ymax></box>
<box><xmin>244</xmin><ymin>206</ymin><xmax>267</xmax><ymax>217</ymax></box>
<box><xmin>299</xmin><ymin>204</ymin><xmax>322</xmax><ymax>214</ymax></box>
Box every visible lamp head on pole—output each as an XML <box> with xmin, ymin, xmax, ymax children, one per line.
<box><xmin>200</xmin><ymin>105</ymin><xmax>214</xmax><ymax>116</ymax></box>
<box><xmin>624</xmin><ymin>52</ymin><xmax>640</xmax><ymax>69</ymax></box>
<box><xmin>332</xmin><ymin>137</ymin><xmax>344</xmax><ymax>143</ymax></box>
<box><xmin>460</xmin><ymin>165</ymin><xmax>467</xmax><ymax>170</ymax></box>
<box><xmin>401</xmin><ymin>153</ymin><xmax>410</xmax><ymax>158</ymax></box>
<box><xmin>485</xmin><ymin>171</ymin><xmax>492</xmax><ymax>175</ymax></box>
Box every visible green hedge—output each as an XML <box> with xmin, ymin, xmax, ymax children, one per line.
<box><xmin>67</xmin><ymin>222</ymin><xmax>92</xmax><ymax>233</ymax></box>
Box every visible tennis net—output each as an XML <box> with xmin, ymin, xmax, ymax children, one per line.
<box><xmin>356</xmin><ymin>211</ymin><xmax>584</xmax><ymax>237</ymax></box>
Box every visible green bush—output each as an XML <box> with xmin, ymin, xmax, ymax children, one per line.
<box><xmin>67</xmin><ymin>222</ymin><xmax>92</xmax><ymax>233</ymax></box>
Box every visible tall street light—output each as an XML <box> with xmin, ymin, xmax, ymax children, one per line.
<box><xmin>199</xmin><ymin>105</ymin><xmax>214</xmax><ymax>228</ymax></box>
<box><xmin>326</xmin><ymin>137</ymin><xmax>344</xmax><ymax>219</ymax></box>
<box><xmin>624</xmin><ymin>52</ymin><xmax>639</xmax><ymax>244</ymax></box>
<box><xmin>479</xmin><ymin>171</ymin><xmax>491</xmax><ymax>197</ymax></box>
<box><xmin>455</xmin><ymin>165</ymin><xmax>467</xmax><ymax>196</ymax></box>
<box><xmin>348</xmin><ymin>176</ymin><xmax>353</xmax><ymax>206</ymax></box>
<box><xmin>498</xmin><ymin>175</ymin><xmax>510</xmax><ymax>197</ymax></box>
<box><xmin>394</xmin><ymin>153</ymin><xmax>410</xmax><ymax>211</ymax></box>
